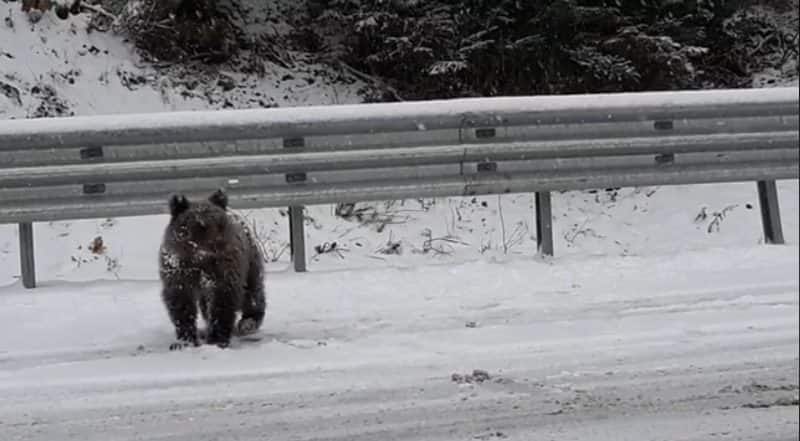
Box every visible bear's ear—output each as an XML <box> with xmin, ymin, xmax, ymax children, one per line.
<box><xmin>208</xmin><ymin>188</ymin><xmax>228</xmax><ymax>210</ymax></box>
<box><xmin>168</xmin><ymin>194</ymin><xmax>190</xmax><ymax>217</ymax></box>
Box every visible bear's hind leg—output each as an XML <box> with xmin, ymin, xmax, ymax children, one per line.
<box><xmin>205</xmin><ymin>283</ymin><xmax>239</xmax><ymax>348</ymax></box>
<box><xmin>238</xmin><ymin>259</ymin><xmax>266</xmax><ymax>336</ymax></box>
<box><xmin>197</xmin><ymin>294</ymin><xmax>211</xmax><ymax>341</ymax></box>
<box><xmin>162</xmin><ymin>287</ymin><xmax>199</xmax><ymax>350</ymax></box>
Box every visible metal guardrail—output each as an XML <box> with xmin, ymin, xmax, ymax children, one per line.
<box><xmin>1</xmin><ymin>87</ymin><xmax>798</xmax><ymax>289</ymax></box>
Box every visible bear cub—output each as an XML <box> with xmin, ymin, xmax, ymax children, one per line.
<box><xmin>158</xmin><ymin>189</ymin><xmax>266</xmax><ymax>350</ymax></box>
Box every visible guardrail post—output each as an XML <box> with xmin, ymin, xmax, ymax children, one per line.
<box><xmin>756</xmin><ymin>180</ymin><xmax>785</xmax><ymax>244</ymax></box>
<box><xmin>535</xmin><ymin>192</ymin><xmax>554</xmax><ymax>256</ymax></box>
<box><xmin>19</xmin><ymin>223</ymin><xmax>36</xmax><ymax>289</ymax></box>
<box><xmin>284</xmin><ymin>137</ymin><xmax>307</xmax><ymax>272</ymax></box>
<box><xmin>288</xmin><ymin>206</ymin><xmax>307</xmax><ymax>272</ymax></box>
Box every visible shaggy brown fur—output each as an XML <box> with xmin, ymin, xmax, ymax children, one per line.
<box><xmin>158</xmin><ymin>189</ymin><xmax>266</xmax><ymax>349</ymax></box>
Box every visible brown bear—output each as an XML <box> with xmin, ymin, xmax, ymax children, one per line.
<box><xmin>158</xmin><ymin>189</ymin><xmax>266</xmax><ymax>350</ymax></box>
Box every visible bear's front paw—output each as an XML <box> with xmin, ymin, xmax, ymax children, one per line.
<box><xmin>169</xmin><ymin>337</ymin><xmax>199</xmax><ymax>351</ymax></box>
<box><xmin>169</xmin><ymin>341</ymin><xmax>189</xmax><ymax>351</ymax></box>
<box><xmin>206</xmin><ymin>332</ymin><xmax>231</xmax><ymax>349</ymax></box>
<box><xmin>206</xmin><ymin>337</ymin><xmax>231</xmax><ymax>348</ymax></box>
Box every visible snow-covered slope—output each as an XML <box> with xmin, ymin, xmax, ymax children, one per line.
<box><xmin>0</xmin><ymin>2</ymin><xmax>364</xmax><ymax>120</ymax></box>
<box><xmin>0</xmin><ymin>180</ymin><xmax>798</xmax><ymax>286</ymax></box>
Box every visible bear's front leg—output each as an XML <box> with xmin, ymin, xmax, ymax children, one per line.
<box><xmin>205</xmin><ymin>282</ymin><xmax>238</xmax><ymax>348</ymax></box>
<box><xmin>162</xmin><ymin>286</ymin><xmax>199</xmax><ymax>350</ymax></box>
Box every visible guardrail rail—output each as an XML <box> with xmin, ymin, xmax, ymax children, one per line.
<box><xmin>1</xmin><ymin>87</ymin><xmax>798</xmax><ymax>288</ymax></box>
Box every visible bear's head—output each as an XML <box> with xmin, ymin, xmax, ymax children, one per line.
<box><xmin>165</xmin><ymin>189</ymin><xmax>231</xmax><ymax>261</ymax></box>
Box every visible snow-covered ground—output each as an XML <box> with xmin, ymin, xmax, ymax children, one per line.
<box><xmin>0</xmin><ymin>179</ymin><xmax>798</xmax><ymax>440</ymax></box>
<box><xmin>0</xmin><ymin>244</ymin><xmax>798</xmax><ymax>440</ymax></box>
<box><xmin>1</xmin><ymin>181</ymin><xmax>796</xmax><ymax>441</ymax></box>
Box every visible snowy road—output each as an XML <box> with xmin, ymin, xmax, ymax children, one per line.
<box><xmin>1</xmin><ymin>246</ymin><xmax>798</xmax><ymax>440</ymax></box>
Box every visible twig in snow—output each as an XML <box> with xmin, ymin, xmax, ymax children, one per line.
<box><xmin>80</xmin><ymin>3</ymin><xmax>117</xmax><ymax>22</ymax></box>
<box><xmin>416</xmin><ymin>228</ymin><xmax>468</xmax><ymax>255</ymax></box>
<box><xmin>707</xmin><ymin>204</ymin><xmax>739</xmax><ymax>233</ymax></box>
<box><xmin>311</xmin><ymin>241</ymin><xmax>348</xmax><ymax>260</ymax></box>
<box><xmin>337</xmin><ymin>61</ymin><xmax>404</xmax><ymax>102</ymax></box>
<box><xmin>376</xmin><ymin>231</ymin><xmax>402</xmax><ymax>255</ymax></box>
<box><xmin>497</xmin><ymin>195</ymin><xmax>507</xmax><ymax>254</ymax></box>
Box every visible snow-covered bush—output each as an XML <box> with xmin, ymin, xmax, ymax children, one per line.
<box><xmin>115</xmin><ymin>0</ymin><xmax>239</xmax><ymax>63</ymax></box>
<box><xmin>306</xmin><ymin>0</ymin><xmax>799</xmax><ymax>99</ymax></box>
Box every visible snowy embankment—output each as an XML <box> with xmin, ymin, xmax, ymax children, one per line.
<box><xmin>0</xmin><ymin>2</ymin><xmax>363</xmax><ymax>120</ymax></box>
